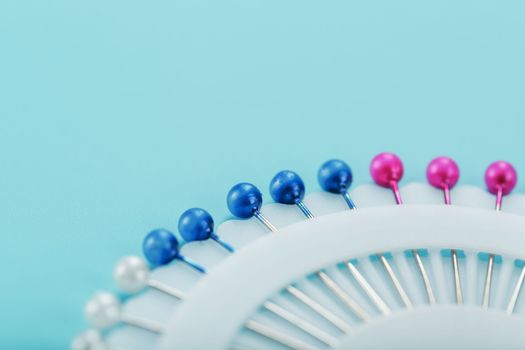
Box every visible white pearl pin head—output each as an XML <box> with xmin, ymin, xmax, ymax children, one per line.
<box><xmin>113</xmin><ymin>255</ymin><xmax>150</xmax><ymax>293</ymax></box>
<box><xmin>84</xmin><ymin>292</ymin><xmax>121</xmax><ymax>329</ymax></box>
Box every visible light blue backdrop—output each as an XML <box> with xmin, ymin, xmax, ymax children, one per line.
<box><xmin>1</xmin><ymin>0</ymin><xmax>525</xmax><ymax>348</ymax></box>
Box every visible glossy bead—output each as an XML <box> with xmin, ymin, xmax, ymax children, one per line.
<box><xmin>85</xmin><ymin>292</ymin><xmax>121</xmax><ymax>329</ymax></box>
<box><xmin>485</xmin><ymin>161</ymin><xmax>517</xmax><ymax>195</ymax></box>
<box><xmin>178</xmin><ymin>208</ymin><xmax>214</xmax><ymax>242</ymax></box>
<box><xmin>227</xmin><ymin>183</ymin><xmax>263</xmax><ymax>218</ymax></box>
<box><xmin>370</xmin><ymin>152</ymin><xmax>404</xmax><ymax>187</ymax></box>
<box><xmin>426</xmin><ymin>157</ymin><xmax>460</xmax><ymax>189</ymax></box>
<box><xmin>318</xmin><ymin>159</ymin><xmax>353</xmax><ymax>194</ymax></box>
<box><xmin>269</xmin><ymin>170</ymin><xmax>305</xmax><ymax>204</ymax></box>
<box><xmin>142</xmin><ymin>229</ymin><xmax>178</xmax><ymax>266</ymax></box>
<box><xmin>113</xmin><ymin>256</ymin><xmax>150</xmax><ymax>293</ymax></box>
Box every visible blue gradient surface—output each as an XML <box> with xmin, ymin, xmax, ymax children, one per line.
<box><xmin>1</xmin><ymin>0</ymin><xmax>525</xmax><ymax>348</ymax></box>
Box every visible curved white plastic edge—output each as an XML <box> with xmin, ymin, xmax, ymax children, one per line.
<box><xmin>160</xmin><ymin>206</ymin><xmax>525</xmax><ymax>349</ymax></box>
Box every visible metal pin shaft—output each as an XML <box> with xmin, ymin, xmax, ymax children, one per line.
<box><xmin>286</xmin><ymin>285</ymin><xmax>352</xmax><ymax>333</ymax></box>
<box><xmin>506</xmin><ymin>265</ymin><xmax>525</xmax><ymax>314</ymax></box>
<box><xmin>451</xmin><ymin>249</ymin><xmax>463</xmax><ymax>304</ymax></box>
<box><xmin>378</xmin><ymin>254</ymin><xmax>412</xmax><ymax>308</ymax></box>
<box><xmin>482</xmin><ymin>254</ymin><xmax>495</xmax><ymax>308</ymax></box>
<box><xmin>412</xmin><ymin>250</ymin><xmax>436</xmax><ymax>305</ymax></box>
<box><xmin>147</xmin><ymin>279</ymin><xmax>187</xmax><ymax>300</ymax></box>
<box><xmin>263</xmin><ymin>301</ymin><xmax>338</xmax><ymax>348</ymax></box>
<box><xmin>346</xmin><ymin>261</ymin><xmax>391</xmax><ymax>315</ymax></box>
<box><xmin>254</xmin><ymin>211</ymin><xmax>278</xmax><ymax>232</ymax></box>
<box><xmin>316</xmin><ymin>271</ymin><xmax>370</xmax><ymax>322</ymax></box>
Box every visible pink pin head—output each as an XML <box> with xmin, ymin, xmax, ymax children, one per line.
<box><xmin>485</xmin><ymin>161</ymin><xmax>517</xmax><ymax>196</ymax></box>
<box><xmin>370</xmin><ymin>152</ymin><xmax>404</xmax><ymax>187</ymax></box>
<box><xmin>370</xmin><ymin>152</ymin><xmax>404</xmax><ymax>204</ymax></box>
<box><xmin>426</xmin><ymin>157</ymin><xmax>460</xmax><ymax>190</ymax></box>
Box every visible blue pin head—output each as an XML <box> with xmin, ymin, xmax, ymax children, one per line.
<box><xmin>179</xmin><ymin>207</ymin><xmax>235</xmax><ymax>253</ymax></box>
<box><xmin>142</xmin><ymin>229</ymin><xmax>179</xmax><ymax>266</ymax></box>
<box><xmin>227</xmin><ymin>183</ymin><xmax>263</xmax><ymax>219</ymax></box>
<box><xmin>318</xmin><ymin>159</ymin><xmax>353</xmax><ymax>194</ymax></box>
<box><xmin>269</xmin><ymin>170</ymin><xmax>306</xmax><ymax>204</ymax></box>
<box><xmin>178</xmin><ymin>208</ymin><xmax>214</xmax><ymax>242</ymax></box>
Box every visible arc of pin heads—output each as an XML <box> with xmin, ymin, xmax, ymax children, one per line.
<box><xmin>83</xmin><ymin>157</ymin><xmax>525</xmax><ymax>350</ymax></box>
<box><xmin>116</xmin><ymin>158</ymin><xmax>524</xmax><ymax>346</ymax></box>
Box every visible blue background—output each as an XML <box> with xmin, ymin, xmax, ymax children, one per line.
<box><xmin>1</xmin><ymin>0</ymin><xmax>524</xmax><ymax>348</ymax></box>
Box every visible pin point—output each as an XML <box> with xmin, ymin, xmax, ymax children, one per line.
<box><xmin>143</xmin><ymin>228</ymin><xmax>207</xmax><ymax>273</ymax></box>
<box><xmin>426</xmin><ymin>156</ymin><xmax>462</xmax><ymax>304</ymax></box>
<box><xmin>318</xmin><ymin>159</ymin><xmax>356</xmax><ymax>209</ymax></box>
<box><xmin>114</xmin><ymin>255</ymin><xmax>186</xmax><ymax>300</ymax></box>
<box><xmin>370</xmin><ymin>152</ymin><xmax>404</xmax><ymax>204</ymax></box>
<box><xmin>269</xmin><ymin>170</ymin><xmax>314</xmax><ymax>218</ymax></box>
<box><xmin>178</xmin><ymin>208</ymin><xmax>235</xmax><ymax>253</ymax></box>
<box><xmin>481</xmin><ymin>161</ymin><xmax>517</xmax><ymax>309</ymax></box>
<box><xmin>227</xmin><ymin>183</ymin><xmax>277</xmax><ymax>232</ymax></box>
<box><xmin>85</xmin><ymin>292</ymin><xmax>164</xmax><ymax>334</ymax></box>
<box><xmin>227</xmin><ymin>186</ymin><xmax>355</xmax><ymax>331</ymax></box>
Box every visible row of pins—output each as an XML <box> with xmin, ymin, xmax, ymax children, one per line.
<box><xmin>73</xmin><ymin>153</ymin><xmax>521</xmax><ymax>350</ymax></box>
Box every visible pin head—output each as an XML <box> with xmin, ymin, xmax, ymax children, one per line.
<box><xmin>485</xmin><ymin>161</ymin><xmax>517</xmax><ymax>195</ymax></box>
<box><xmin>269</xmin><ymin>170</ymin><xmax>306</xmax><ymax>204</ymax></box>
<box><xmin>85</xmin><ymin>292</ymin><xmax>121</xmax><ymax>329</ymax></box>
<box><xmin>370</xmin><ymin>152</ymin><xmax>404</xmax><ymax>188</ymax></box>
<box><xmin>114</xmin><ymin>256</ymin><xmax>150</xmax><ymax>294</ymax></box>
<box><xmin>178</xmin><ymin>208</ymin><xmax>214</xmax><ymax>242</ymax></box>
<box><xmin>318</xmin><ymin>159</ymin><xmax>353</xmax><ymax>194</ymax></box>
<box><xmin>142</xmin><ymin>229</ymin><xmax>179</xmax><ymax>266</ymax></box>
<box><xmin>227</xmin><ymin>183</ymin><xmax>263</xmax><ymax>218</ymax></box>
<box><xmin>426</xmin><ymin>157</ymin><xmax>460</xmax><ymax>189</ymax></box>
